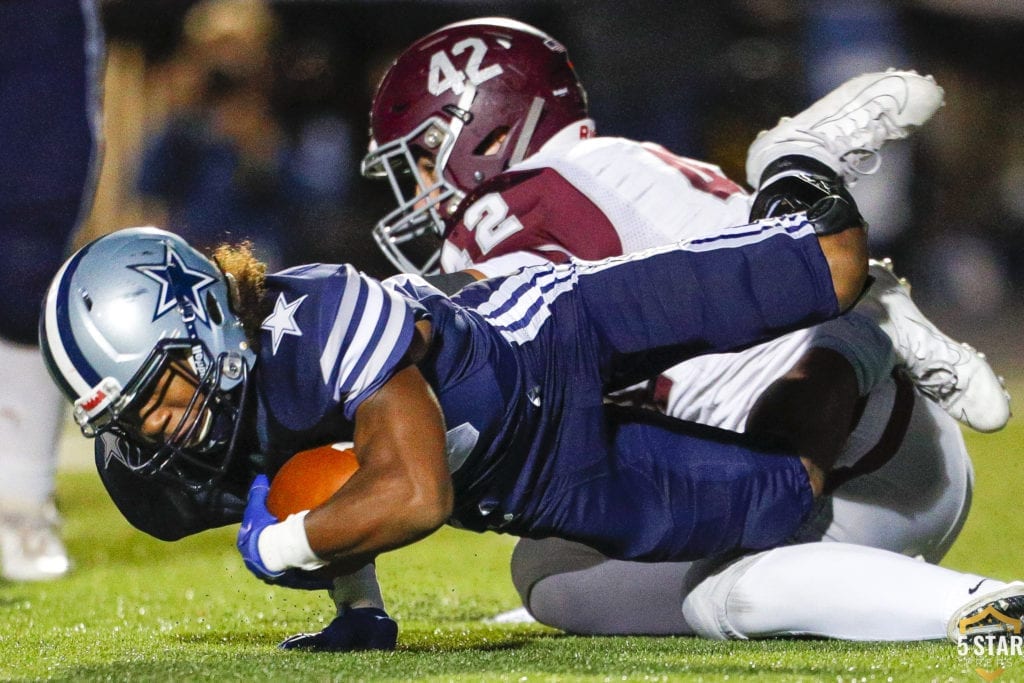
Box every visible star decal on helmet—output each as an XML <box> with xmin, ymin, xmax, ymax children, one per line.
<box><xmin>261</xmin><ymin>293</ymin><xmax>308</xmax><ymax>355</ymax></box>
<box><xmin>131</xmin><ymin>243</ymin><xmax>217</xmax><ymax>324</ymax></box>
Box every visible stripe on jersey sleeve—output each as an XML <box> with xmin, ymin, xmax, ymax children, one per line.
<box><xmin>470</xmin><ymin>212</ymin><xmax>817</xmax><ymax>345</ymax></box>
<box><xmin>473</xmin><ymin>264</ymin><xmax>577</xmax><ymax>345</ymax></box>
<box><xmin>681</xmin><ymin>212</ymin><xmax>815</xmax><ymax>252</ymax></box>
<box><xmin>573</xmin><ymin>211</ymin><xmax>818</xmax><ymax>278</ymax></box>
<box><xmin>319</xmin><ymin>265</ymin><xmax>416</xmax><ymax>420</ymax></box>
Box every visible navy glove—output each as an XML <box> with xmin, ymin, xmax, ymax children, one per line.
<box><xmin>237</xmin><ymin>474</ymin><xmax>283</xmax><ymax>582</ymax></box>
<box><xmin>279</xmin><ymin>607</ymin><xmax>398</xmax><ymax>651</ymax></box>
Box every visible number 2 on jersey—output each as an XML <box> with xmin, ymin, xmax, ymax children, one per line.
<box><xmin>463</xmin><ymin>193</ymin><xmax>523</xmax><ymax>254</ymax></box>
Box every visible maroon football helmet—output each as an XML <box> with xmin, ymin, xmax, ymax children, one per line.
<box><xmin>362</xmin><ymin>17</ymin><xmax>590</xmax><ymax>273</ymax></box>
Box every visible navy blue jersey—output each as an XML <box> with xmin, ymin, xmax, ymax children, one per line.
<box><xmin>255</xmin><ymin>211</ymin><xmax>836</xmax><ymax>560</ymax></box>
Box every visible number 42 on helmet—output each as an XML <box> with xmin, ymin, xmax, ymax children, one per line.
<box><xmin>266</xmin><ymin>443</ymin><xmax>360</xmax><ymax>518</ymax></box>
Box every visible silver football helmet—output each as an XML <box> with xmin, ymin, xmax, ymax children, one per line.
<box><xmin>40</xmin><ymin>227</ymin><xmax>257</xmax><ymax>491</ymax></box>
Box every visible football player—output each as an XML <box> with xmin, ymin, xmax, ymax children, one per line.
<box><xmin>0</xmin><ymin>0</ymin><xmax>103</xmax><ymax>581</ymax></box>
<box><xmin>351</xmin><ymin>17</ymin><xmax>1015</xmax><ymax>643</ymax></box>
<box><xmin>41</xmin><ymin>202</ymin><xmax>870</xmax><ymax>645</ymax></box>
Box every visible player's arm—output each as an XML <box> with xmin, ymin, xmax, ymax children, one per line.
<box><xmin>277</xmin><ymin>563</ymin><xmax>399</xmax><ymax>652</ymax></box>
<box><xmin>303</xmin><ymin>278</ymin><xmax>451</xmax><ymax>570</ymax></box>
<box><xmin>817</xmin><ymin>218</ymin><xmax>868</xmax><ymax>311</ymax></box>
<box><xmin>238</xmin><ymin>271</ymin><xmax>452</xmax><ymax>578</ymax></box>
<box><xmin>238</xmin><ymin>357</ymin><xmax>451</xmax><ymax>577</ymax></box>
<box><xmin>744</xmin><ymin>346</ymin><xmax>862</xmax><ymax>495</ymax></box>
<box><xmin>303</xmin><ymin>348</ymin><xmax>452</xmax><ymax>572</ymax></box>
<box><xmin>750</xmin><ymin>162</ymin><xmax>869</xmax><ymax>311</ymax></box>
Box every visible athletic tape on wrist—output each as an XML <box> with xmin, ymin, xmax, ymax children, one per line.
<box><xmin>257</xmin><ymin>510</ymin><xmax>327</xmax><ymax>573</ymax></box>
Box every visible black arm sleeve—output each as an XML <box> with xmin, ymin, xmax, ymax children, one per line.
<box><xmin>94</xmin><ymin>435</ymin><xmax>248</xmax><ymax>541</ymax></box>
<box><xmin>423</xmin><ymin>270</ymin><xmax>481</xmax><ymax>295</ymax></box>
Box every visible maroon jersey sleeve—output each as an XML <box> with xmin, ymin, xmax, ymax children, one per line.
<box><xmin>444</xmin><ymin>168</ymin><xmax>624</xmax><ymax>269</ymax></box>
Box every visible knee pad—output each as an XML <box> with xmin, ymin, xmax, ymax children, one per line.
<box><xmin>510</xmin><ymin>537</ymin><xmax>608</xmax><ymax>619</ymax></box>
<box><xmin>511</xmin><ymin>537</ymin><xmax>700</xmax><ymax>635</ymax></box>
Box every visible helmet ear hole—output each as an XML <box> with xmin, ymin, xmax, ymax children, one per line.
<box><xmin>474</xmin><ymin>127</ymin><xmax>510</xmax><ymax>157</ymax></box>
<box><xmin>206</xmin><ymin>291</ymin><xmax>223</xmax><ymax>325</ymax></box>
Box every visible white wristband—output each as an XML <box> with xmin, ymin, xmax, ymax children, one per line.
<box><xmin>257</xmin><ymin>510</ymin><xmax>327</xmax><ymax>573</ymax></box>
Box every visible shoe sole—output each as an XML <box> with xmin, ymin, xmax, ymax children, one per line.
<box><xmin>948</xmin><ymin>581</ymin><xmax>1024</xmax><ymax>642</ymax></box>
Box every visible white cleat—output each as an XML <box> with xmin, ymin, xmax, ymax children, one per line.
<box><xmin>0</xmin><ymin>499</ymin><xmax>71</xmax><ymax>582</ymax></box>
<box><xmin>861</xmin><ymin>258</ymin><xmax>1011</xmax><ymax>433</ymax></box>
<box><xmin>746</xmin><ymin>69</ymin><xmax>945</xmax><ymax>188</ymax></box>
<box><xmin>948</xmin><ymin>581</ymin><xmax>1024</xmax><ymax>643</ymax></box>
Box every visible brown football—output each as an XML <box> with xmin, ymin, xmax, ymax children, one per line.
<box><xmin>266</xmin><ymin>442</ymin><xmax>360</xmax><ymax>518</ymax></box>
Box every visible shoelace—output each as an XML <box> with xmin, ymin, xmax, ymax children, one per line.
<box><xmin>915</xmin><ymin>364</ymin><xmax>960</xmax><ymax>401</ymax></box>
<box><xmin>806</xmin><ymin>102</ymin><xmax>908</xmax><ymax>181</ymax></box>
<box><xmin>840</xmin><ymin>148</ymin><xmax>882</xmax><ymax>177</ymax></box>
<box><xmin>894</xmin><ymin>320</ymin><xmax>962</xmax><ymax>399</ymax></box>
<box><xmin>822</xmin><ymin>100</ymin><xmax>907</xmax><ymax>148</ymax></box>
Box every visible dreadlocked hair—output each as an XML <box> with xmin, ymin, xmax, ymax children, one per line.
<box><xmin>211</xmin><ymin>241</ymin><xmax>271</xmax><ymax>352</ymax></box>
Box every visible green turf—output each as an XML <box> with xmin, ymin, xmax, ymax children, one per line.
<box><xmin>2</xmin><ymin>407</ymin><xmax>1022</xmax><ymax>681</ymax></box>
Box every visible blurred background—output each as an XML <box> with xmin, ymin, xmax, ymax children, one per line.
<box><xmin>83</xmin><ymin>0</ymin><xmax>1023</xmax><ymax>370</ymax></box>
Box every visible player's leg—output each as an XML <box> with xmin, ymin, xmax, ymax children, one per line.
<box><xmin>508</xmin><ymin>377</ymin><xmax>977</xmax><ymax>638</ymax></box>
<box><xmin>744</xmin><ymin>71</ymin><xmax>942</xmax><ymax>243</ymax></box>
<box><xmin>512</xmin><ymin>538</ymin><xmax>1022</xmax><ymax>642</ymax></box>
<box><xmin>854</xmin><ymin>258</ymin><xmax>1010</xmax><ymax>432</ymax></box>
<box><xmin>743</xmin><ymin>69</ymin><xmax>1008</xmax><ymax>432</ymax></box>
<box><xmin>0</xmin><ymin>0</ymin><xmax>103</xmax><ymax>581</ymax></box>
<box><xmin>525</xmin><ymin>405</ymin><xmax>815</xmax><ymax>562</ymax></box>
<box><xmin>0</xmin><ymin>339</ymin><xmax>71</xmax><ymax>581</ymax></box>
<box><xmin>508</xmin><ymin>536</ymin><xmax>700</xmax><ymax>635</ymax></box>
<box><xmin>506</xmin><ymin>338</ymin><xmax>977</xmax><ymax>639</ymax></box>
<box><xmin>743</xmin><ymin>70</ymin><xmax>941</xmax><ymax>255</ymax></box>
<box><xmin>506</xmin><ymin>344</ymin><xmax>868</xmax><ymax>634</ymax></box>
<box><xmin>795</xmin><ymin>380</ymin><xmax>974</xmax><ymax>563</ymax></box>
<box><xmin>680</xmin><ymin>375</ymin><xmax>977</xmax><ymax>639</ymax></box>
<box><xmin>696</xmin><ymin>382</ymin><xmax>980</xmax><ymax>641</ymax></box>
<box><xmin>751</xmin><ymin>191</ymin><xmax>1008</xmax><ymax>437</ymax></box>
<box><xmin>682</xmin><ymin>542</ymin><xmax>1007</xmax><ymax>641</ymax></box>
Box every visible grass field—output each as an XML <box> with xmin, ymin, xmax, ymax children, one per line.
<box><xmin>1</xmin><ymin>382</ymin><xmax>1022</xmax><ymax>681</ymax></box>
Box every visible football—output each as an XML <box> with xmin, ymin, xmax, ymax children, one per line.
<box><xmin>266</xmin><ymin>442</ymin><xmax>360</xmax><ymax>518</ymax></box>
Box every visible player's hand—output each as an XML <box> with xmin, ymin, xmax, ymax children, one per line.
<box><xmin>237</xmin><ymin>474</ymin><xmax>283</xmax><ymax>582</ymax></box>
<box><xmin>279</xmin><ymin>607</ymin><xmax>398</xmax><ymax>651</ymax></box>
